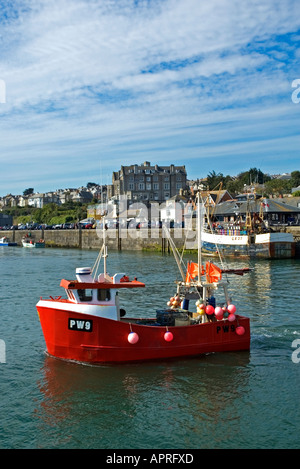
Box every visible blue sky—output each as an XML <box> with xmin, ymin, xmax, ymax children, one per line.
<box><xmin>0</xmin><ymin>0</ymin><xmax>300</xmax><ymax>196</ymax></box>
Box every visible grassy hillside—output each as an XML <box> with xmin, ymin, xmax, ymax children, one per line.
<box><xmin>2</xmin><ymin>201</ymin><xmax>89</xmax><ymax>226</ymax></box>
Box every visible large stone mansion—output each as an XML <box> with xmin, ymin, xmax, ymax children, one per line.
<box><xmin>107</xmin><ymin>161</ymin><xmax>187</xmax><ymax>203</ymax></box>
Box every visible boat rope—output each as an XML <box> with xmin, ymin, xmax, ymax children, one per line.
<box><xmin>162</xmin><ymin>225</ymin><xmax>186</xmax><ymax>281</ymax></box>
<box><xmin>92</xmin><ymin>244</ymin><xmax>105</xmax><ymax>280</ymax></box>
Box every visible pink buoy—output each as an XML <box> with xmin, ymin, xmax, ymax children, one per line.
<box><xmin>215</xmin><ymin>306</ymin><xmax>223</xmax><ymax>317</ymax></box>
<box><xmin>128</xmin><ymin>332</ymin><xmax>139</xmax><ymax>344</ymax></box>
<box><xmin>164</xmin><ymin>331</ymin><xmax>173</xmax><ymax>342</ymax></box>
<box><xmin>236</xmin><ymin>326</ymin><xmax>245</xmax><ymax>336</ymax></box>
<box><xmin>215</xmin><ymin>308</ymin><xmax>223</xmax><ymax>320</ymax></box>
<box><xmin>227</xmin><ymin>304</ymin><xmax>236</xmax><ymax>314</ymax></box>
<box><xmin>228</xmin><ymin>313</ymin><xmax>236</xmax><ymax>322</ymax></box>
<box><xmin>206</xmin><ymin>305</ymin><xmax>215</xmax><ymax>315</ymax></box>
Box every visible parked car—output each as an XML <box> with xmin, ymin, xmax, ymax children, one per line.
<box><xmin>62</xmin><ymin>223</ymin><xmax>74</xmax><ymax>229</ymax></box>
<box><xmin>53</xmin><ymin>224</ymin><xmax>63</xmax><ymax>229</ymax></box>
<box><xmin>38</xmin><ymin>224</ymin><xmax>52</xmax><ymax>230</ymax></box>
<box><xmin>106</xmin><ymin>220</ymin><xmax>119</xmax><ymax>229</ymax></box>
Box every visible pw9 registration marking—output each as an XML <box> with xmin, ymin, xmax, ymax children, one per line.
<box><xmin>68</xmin><ymin>318</ymin><xmax>93</xmax><ymax>332</ymax></box>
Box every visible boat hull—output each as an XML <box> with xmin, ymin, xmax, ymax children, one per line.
<box><xmin>202</xmin><ymin>231</ymin><xmax>295</xmax><ymax>259</ymax></box>
<box><xmin>22</xmin><ymin>242</ymin><xmax>45</xmax><ymax>248</ymax></box>
<box><xmin>36</xmin><ymin>304</ymin><xmax>250</xmax><ymax>364</ymax></box>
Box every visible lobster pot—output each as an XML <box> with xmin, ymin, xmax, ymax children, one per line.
<box><xmin>156</xmin><ymin>310</ymin><xmax>190</xmax><ymax>326</ymax></box>
<box><xmin>175</xmin><ymin>313</ymin><xmax>190</xmax><ymax>326</ymax></box>
<box><xmin>156</xmin><ymin>310</ymin><xmax>176</xmax><ymax>326</ymax></box>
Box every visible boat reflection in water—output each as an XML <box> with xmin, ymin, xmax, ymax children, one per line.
<box><xmin>36</xmin><ymin>350</ymin><xmax>251</xmax><ymax>448</ymax></box>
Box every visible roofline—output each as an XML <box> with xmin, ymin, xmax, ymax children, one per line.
<box><xmin>60</xmin><ymin>279</ymin><xmax>145</xmax><ymax>289</ymax></box>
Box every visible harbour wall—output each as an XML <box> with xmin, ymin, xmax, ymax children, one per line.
<box><xmin>3</xmin><ymin>226</ymin><xmax>300</xmax><ymax>255</ymax></box>
<box><xmin>3</xmin><ymin>228</ymin><xmax>190</xmax><ymax>252</ymax></box>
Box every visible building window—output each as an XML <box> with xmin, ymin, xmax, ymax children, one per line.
<box><xmin>139</xmin><ymin>183</ymin><xmax>145</xmax><ymax>190</ymax></box>
<box><xmin>176</xmin><ymin>183</ymin><xmax>181</xmax><ymax>189</ymax></box>
<box><xmin>146</xmin><ymin>176</ymin><xmax>151</xmax><ymax>182</ymax></box>
<box><xmin>129</xmin><ymin>183</ymin><xmax>134</xmax><ymax>190</ymax></box>
<box><xmin>164</xmin><ymin>176</ymin><xmax>169</xmax><ymax>181</ymax></box>
<box><xmin>153</xmin><ymin>183</ymin><xmax>159</xmax><ymax>190</ymax></box>
<box><xmin>164</xmin><ymin>183</ymin><xmax>170</xmax><ymax>190</ymax></box>
<box><xmin>146</xmin><ymin>183</ymin><xmax>151</xmax><ymax>190</ymax></box>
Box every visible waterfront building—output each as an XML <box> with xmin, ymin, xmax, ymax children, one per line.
<box><xmin>212</xmin><ymin>197</ymin><xmax>300</xmax><ymax>226</ymax></box>
<box><xmin>108</xmin><ymin>161</ymin><xmax>187</xmax><ymax>203</ymax></box>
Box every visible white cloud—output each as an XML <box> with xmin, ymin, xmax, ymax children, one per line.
<box><xmin>0</xmin><ymin>0</ymin><xmax>299</xmax><ymax>195</ymax></box>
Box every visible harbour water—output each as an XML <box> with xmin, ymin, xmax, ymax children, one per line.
<box><xmin>0</xmin><ymin>246</ymin><xmax>299</xmax><ymax>449</ymax></box>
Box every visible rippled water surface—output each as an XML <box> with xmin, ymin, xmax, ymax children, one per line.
<box><xmin>0</xmin><ymin>246</ymin><xmax>299</xmax><ymax>449</ymax></box>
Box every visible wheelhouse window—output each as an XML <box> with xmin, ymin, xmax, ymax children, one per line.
<box><xmin>97</xmin><ymin>289</ymin><xmax>111</xmax><ymax>302</ymax></box>
<box><xmin>78</xmin><ymin>289</ymin><xmax>93</xmax><ymax>302</ymax></box>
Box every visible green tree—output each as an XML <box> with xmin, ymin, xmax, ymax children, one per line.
<box><xmin>23</xmin><ymin>188</ymin><xmax>34</xmax><ymax>196</ymax></box>
<box><xmin>290</xmin><ymin>171</ymin><xmax>300</xmax><ymax>188</ymax></box>
<box><xmin>264</xmin><ymin>178</ymin><xmax>290</xmax><ymax>196</ymax></box>
<box><xmin>33</xmin><ymin>208</ymin><xmax>43</xmax><ymax>224</ymax></box>
<box><xmin>226</xmin><ymin>178</ymin><xmax>244</xmax><ymax>195</ymax></box>
<box><xmin>237</xmin><ymin>168</ymin><xmax>270</xmax><ymax>186</ymax></box>
<box><xmin>207</xmin><ymin>171</ymin><xmax>225</xmax><ymax>190</ymax></box>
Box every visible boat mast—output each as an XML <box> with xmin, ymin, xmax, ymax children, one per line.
<box><xmin>197</xmin><ymin>192</ymin><xmax>202</xmax><ymax>282</ymax></box>
<box><xmin>103</xmin><ymin>218</ymin><xmax>108</xmax><ymax>276</ymax></box>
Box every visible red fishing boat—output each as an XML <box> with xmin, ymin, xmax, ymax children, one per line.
<box><xmin>36</xmin><ymin>199</ymin><xmax>250</xmax><ymax>364</ymax></box>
